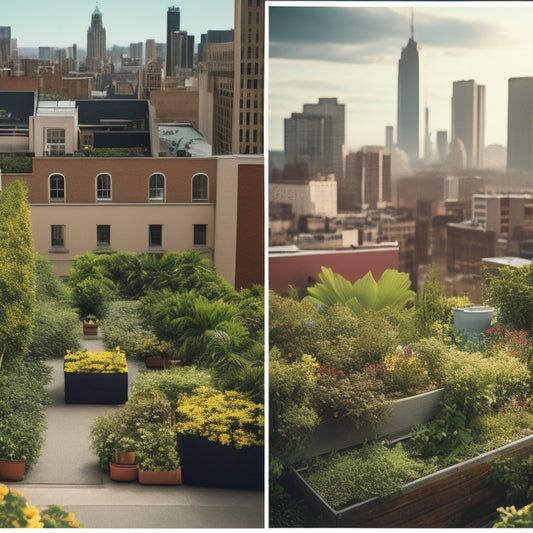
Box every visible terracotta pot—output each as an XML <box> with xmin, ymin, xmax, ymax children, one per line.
<box><xmin>0</xmin><ymin>460</ymin><xmax>26</xmax><ymax>481</ymax></box>
<box><xmin>138</xmin><ymin>468</ymin><xmax>181</xmax><ymax>485</ymax></box>
<box><xmin>83</xmin><ymin>323</ymin><xmax>98</xmax><ymax>335</ymax></box>
<box><xmin>145</xmin><ymin>356</ymin><xmax>168</xmax><ymax>369</ymax></box>
<box><xmin>114</xmin><ymin>451</ymin><xmax>136</xmax><ymax>465</ymax></box>
<box><xmin>109</xmin><ymin>462</ymin><xmax>138</xmax><ymax>481</ymax></box>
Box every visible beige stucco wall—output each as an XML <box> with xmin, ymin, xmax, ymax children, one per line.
<box><xmin>31</xmin><ymin>203</ymin><xmax>215</xmax><ymax>277</ymax></box>
<box><xmin>30</xmin><ymin>114</ymin><xmax>78</xmax><ymax>157</ymax></box>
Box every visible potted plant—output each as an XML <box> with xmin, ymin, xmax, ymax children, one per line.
<box><xmin>64</xmin><ymin>348</ymin><xmax>128</xmax><ymax>404</ymax></box>
<box><xmin>83</xmin><ymin>315</ymin><xmax>98</xmax><ymax>336</ymax></box>
<box><xmin>108</xmin><ymin>435</ymin><xmax>138</xmax><ymax>482</ymax></box>
<box><xmin>136</xmin><ymin>425</ymin><xmax>181</xmax><ymax>485</ymax></box>
<box><xmin>175</xmin><ymin>386</ymin><xmax>264</xmax><ymax>490</ymax></box>
<box><xmin>135</xmin><ymin>335</ymin><xmax>175</xmax><ymax>369</ymax></box>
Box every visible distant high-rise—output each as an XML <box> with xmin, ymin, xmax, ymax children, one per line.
<box><xmin>436</xmin><ymin>131</ymin><xmax>448</xmax><ymax>162</ymax></box>
<box><xmin>145</xmin><ymin>40</ymin><xmax>157</xmax><ymax>63</ymax></box>
<box><xmin>284</xmin><ymin>98</ymin><xmax>345</xmax><ymax>181</ymax></box>
<box><xmin>451</xmin><ymin>80</ymin><xmax>485</xmax><ymax>168</ymax></box>
<box><xmin>385</xmin><ymin>125</ymin><xmax>394</xmax><ymax>153</ymax></box>
<box><xmin>86</xmin><ymin>5</ymin><xmax>106</xmax><ymax>68</ymax></box>
<box><xmin>232</xmin><ymin>0</ymin><xmax>264</xmax><ymax>154</ymax></box>
<box><xmin>344</xmin><ymin>147</ymin><xmax>391</xmax><ymax>211</ymax></box>
<box><xmin>0</xmin><ymin>26</ymin><xmax>11</xmax><ymax>67</ymax></box>
<box><xmin>507</xmin><ymin>77</ymin><xmax>533</xmax><ymax>173</ymax></box>
<box><xmin>169</xmin><ymin>31</ymin><xmax>189</xmax><ymax>74</ymax></box>
<box><xmin>129</xmin><ymin>42</ymin><xmax>143</xmax><ymax>62</ymax></box>
<box><xmin>166</xmin><ymin>6</ymin><xmax>180</xmax><ymax>76</ymax></box>
<box><xmin>397</xmin><ymin>11</ymin><xmax>423</xmax><ymax>166</ymax></box>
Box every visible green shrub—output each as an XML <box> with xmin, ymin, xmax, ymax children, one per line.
<box><xmin>64</xmin><ymin>348</ymin><xmax>127</xmax><ymax>373</ymax></box>
<box><xmin>29</xmin><ymin>300</ymin><xmax>81</xmax><ymax>360</ymax></box>
<box><xmin>311</xmin><ymin>370</ymin><xmax>391</xmax><ymax>428</ymax></box>
<box><xmin>100</xmin><ymin>300</ymin><xmax>153</xmax><ymax>356</ymax></box>
<box><xmin>71</xmin><ymin>276</ymin><xmax>115</xmax><ymax>320</ymax></box>
<box><xmin>34</xmin><ymin>254</ymin><xmax>70</xmax><ymax>302</ymax></box>
<box><xmin>407</xmin><ymin>403</ymin><xmax>473</xmax><ymax>463</ymax></box>
<box><xmin>131</xmin><ymin>366</ymin><xmax>213</xmax><ymax>408</ymax></box>
<box><xmin>302</xmin><ymin>442</ymin><xmax>436</xmax><ymax>510</ymax></box>
<box><xmin>269</xmin><ymin>349</ymin><xmax>319</xmax><ymax>459</ymax></box>
<box><xmin>488</xmin><ymin>456</ymin><xmax>533</xmax><ymax>505</ymax></box>
<box><xmin>0</xmin><ymin>180</ymin><xmax>35</xmax><ymax>362</ymax></box>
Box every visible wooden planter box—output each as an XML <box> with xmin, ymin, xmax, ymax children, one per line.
<box><xmin>0</xmin><ymin>460</ymin><xmax>26</xmax><ymax>481</ymax></box>
<box><xmin>83</xmin><ymin>323</ymin><xmax>98</xmax><ymax>335</ymax></box>
<box><xmin>294</xmin><ymin>388</ymin><xmax>444</xmax><ymax>461</ymax></box>
<box><xmin>288</xmin><ymin>434</ymin><xmax>533</xmax><ymax>528</ymax></box>
<box><xmin>144</xmin><ymin>356</ymin><xmax>168</xmax><ymax>369</ymax></box>
<box><xmin>178</xmin><ymin>434</ymin><xmax>264</xmax><ymax>490</ymax></box>
<box><xmin>64</xmin><ymin>372</ymin><xmax>128</xmax><ymax>404</ymax></box>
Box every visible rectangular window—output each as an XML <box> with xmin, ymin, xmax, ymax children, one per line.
<box><xmin>193</xmin><ymin>224</ymin><xmax>207</xmax><ymax>246</ymax></box>
<box><xmin>45</xmin><ymin>128</ymin><xmax>66</xmax><ymax>156</ymax></box>
<box><xmin>149</xmin><ymin>224</ymin><xmax>162</xmax><ymax>248</ymax></box>
<box><xmin>96</xmin><ymin>225</ymin><xmax>111</xmax><ymax>248</ymax></box>
<box><xmin>51</xmin><ymin>225</ymin><xmax>65</xmax><ymax>248</ymax></box>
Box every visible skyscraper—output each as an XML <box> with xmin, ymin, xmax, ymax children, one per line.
<box><xmin>397</xmin><ymin>12</ymin><xmax>423</xmax><ymax>166</ymax></box>
<box><xmin>86</xmin><ymin>5</ymin><xmax>106</xmax><ymax>68</ymax></box>
<box><xmin>451</xmin><ymin>80</ymin><xmax>485</xmax><ymax>168</ymax></box>
<box><xmin>507</xmin><ymin>77</ymin><xmax>533</xmax><ymax>173</ymax></box>
<box><xmin>284</xmin><ymin>98</ymin><xmax>345</xmax><ymax>180</ymax></box>
<box><xmin>232</xmin><ymin>0</ymin><xmax>264</xmax><ymax>154</ymax></box>
<box><xmin>166</xmin><ymin>6</ymin><xmax>180</xmax><ymax>76</ymax></box>
<box><xmin>343</xmin><ymin>147</ymin><xmax>391</xmax><ymax>211</ymax></box>
<box><xmin>0</xmin><ymin>26</ymin><xmax>11</xmax><ymax>67</ymax></box>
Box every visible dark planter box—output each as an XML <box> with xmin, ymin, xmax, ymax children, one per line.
<box><xmin>288</xmin><ymin>434</ymin><xmax>533</xmax><ymax>528</ymax></box>
<box><xmin>64</xmin><ymin>372</ymin><xmax>128</xmax><ymax>404</ymax></box>
<box><xmin>178</xmin><ymin>434</ymin><xmax>264</xmax><ymax>490</ymax></box>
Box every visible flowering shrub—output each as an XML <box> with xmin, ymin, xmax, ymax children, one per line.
<box><xmin>0</xmin><ymin>484</ymin><xmax>80</xmax><ymax>528</ymax></box>
<box><xmin>484</xmin><ymin>326</ymin><xmax>533</xmax><ymax>365</ymax></box>
<box><xmin>175</xmin><ymin>386</ymin><xmax>264</xmax><ymax>449</ymax></box>
<box><xmin>136</xmin><ymin>425</ymin><xmax>180</xmax><ymax>471</ymax></box>
<box><xmin>64</xmin><ymin>348</ymin><xmax>128</xmax><ymax>373</ymax></box>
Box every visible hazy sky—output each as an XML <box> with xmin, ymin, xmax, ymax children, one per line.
<box><xmin>267</xmin><ymin>1</ymin><xmax>533</xmax><ymax>153</ymax></box>
<box><xmin>4</xmin><ymin>0</ymin><xmax>234</xmax><ymax>49</ymax></box>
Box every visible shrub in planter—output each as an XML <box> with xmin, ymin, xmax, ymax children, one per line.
<box><xmin>488</xmin><ymin>455</ymin><xmax>533</xmax><ymax>506</ymax></box>
<box><xmin>176</xmin><ymin>386</ymin><xmax>264</xmax><ymax>489</ymax></box>
<box><xmin>71</xmin><ymin>276</ymin><xmax>115</xmax><ymax>320</ymax></box>
<box><xmin>0</xmin><ymin>484</ymin><xmax>81</xmax><ymax>528</ymax></box>
<box><xmin>311</xmin><ymin>370</ymin><xmax>391</xmax><ymax>428</ymax></box>
<box><xmin>135</xmin><ymin>334</ymin><xmax>176</xmax><ymax>367</ymax></box>
<box><xmin>131</xmin><ymin>366</ymin><xmax>213</xmax><ymax>409</ymax></box>
<box><xmin>493</xmin><ymin>502</ymin><xmax>533</xmax><ymax>528</ymax></box>
<box><xmin>64</xmin><ymin>349</ymin><xmax>128</xmax><ymax>404</ymax></box>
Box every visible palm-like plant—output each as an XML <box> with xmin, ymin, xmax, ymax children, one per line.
<box><xmin>304</xmin><ymin>267</ymin><xmax>415</xmax><ymax>315</ymax></box>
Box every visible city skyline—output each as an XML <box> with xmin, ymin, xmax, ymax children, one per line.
<box><xmin>268</xmin><ymin>1</ymin><xmax>533</xmax><ymax>154</ymax></box>
<box><xmin>3</xmin><ymin>0</ymin><xmax>234</xmax><ymax>49</ymax></box>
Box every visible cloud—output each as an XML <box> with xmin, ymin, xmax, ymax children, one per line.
<box><xmin>269</xmin><ymin>5</ymin><xmax>513</xmax><ymax>64</ymax></box>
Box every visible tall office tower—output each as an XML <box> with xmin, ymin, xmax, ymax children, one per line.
<box><xmin>0</xmin><ymin>27</ymin><xmax>11</xmax><ymax>67</ymax></box>
<box><xmin>343</xmin><ymin>147</ymin><xmax>391</xmax><ymax>211</ymax></box>
<box><xmin>385</xmin><ymin>125</ymin><xmax>394</xmax><ymax>153</ymax></box>
<box><xmin>199</xmin><ymin>30</ymin><xmax>234</xmax><ymax>61</ymax></box>
<box><xmin>424</xmin><ymin>107</ymin><xmax>432</xmax><ymax>161</ymax></box>
<box><xmin>169</xmin><ymin>31</ymin><xmax>189</xmax><ymax>74</ymax></box>
<box><xmin>166</xmin><ymin>6</ymin><xmax>180</xmax><ymax>75</ymax></box>
<box><xmin>436</xmin><ymin>130</ymin><xmax>448</xmax><ymax>162</ymax></box>
<box><xmin>451</xmin><ymin>80</ymin><xmax>485</xmax><ymax>168</ymax></box>
<box><xmin>86</xmin><ymin>5</ymin><xmax>106</xmax><ymax>68</ymax></box>
<box><xmin>130</xmin><ymin>42</ymin><xmax>143</xmax><ymax>62</ymax></box>
<box><xmin>284</xmin><ymin>112</ymin><xmax>328</xmax><ymax>179</ymax></box>
<box><xmin>232</xmin><ymin>0</ymin><xmax>264</xmax><ymax>154</ymax></box>
<box><xmin>302</xmin><ymin>97</ymin><xmax>345</xmax><ymax>181</ymax></box>
<box><xmin>145</xmin><ymin>39</ymin><xmax>157</xmax><ymax>63</ymax></box>
<box><xmin>397</xmin><ymin>12</ymin><xmax>424</xmax><ymax>167</ymax></box>
<box><xmin>507</xmin><ymin>77</ymin><xmax>533</xmax><ymax>173</ymax></box>
<box><xmin>39</xmin><ymin>47</ymin><xmax>54</xmax><ymax>63</ymax></box>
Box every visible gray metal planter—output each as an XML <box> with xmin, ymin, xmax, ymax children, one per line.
<box><xmin>289</xmin><ymin>433</ymin><xmax>533</xmax><ymax>527</ymax></box>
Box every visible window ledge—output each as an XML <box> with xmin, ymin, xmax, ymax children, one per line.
<box><xmin>49</xmin><ymin>246</ymin><xmax>69</xmax><ymax>254</ymax></box>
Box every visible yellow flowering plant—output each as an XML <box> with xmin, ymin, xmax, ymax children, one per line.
<box><xmin>0</xmin><ymin>484</ymin><xmax>80</xmax><ymax>528</ymax></box>
<box><xmin>175</xmin><ymin>386</ymin><xmax>264</xmax><ymax>449</ymax></box>
<box><xmin>64</xmin><ymin>348</ymin><xmax>128</xmax><ymax>374</ymax></box>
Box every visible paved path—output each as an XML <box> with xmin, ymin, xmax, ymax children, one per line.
<box><xmin>10</xmin><ymin>334</ymin><xmax>265</xmax><ymax>529</ymax></box>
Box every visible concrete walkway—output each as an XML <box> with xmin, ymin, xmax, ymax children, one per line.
<box><xmin>10</xmin><ymin>334</ymin><xmax>265</xmax><ymax>529</ymax></box>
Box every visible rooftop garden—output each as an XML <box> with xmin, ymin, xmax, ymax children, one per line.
<box><xmin>270</xmin><ymin>264</ymin><xmax>533</xmax><ymax>528</ymax></box>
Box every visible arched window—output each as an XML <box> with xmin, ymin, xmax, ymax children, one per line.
<box><xmin>192</xmin><ymin>173</ymin><xmax>208</xmax><ymax>202</ymax></box>
<box><xmin>49</xmin><ymin>174</ymin><xmax>65</xmax><ymax>202</ymax></box>
<box><xmin>96</xmin><ymin>173</ymin><xmax>112</xmax><ymax>200</ymax></box>
<box><xmin>149</xmin><ymin>173</ymin><xmax>165</xmax><ymax>201</ymax></box>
